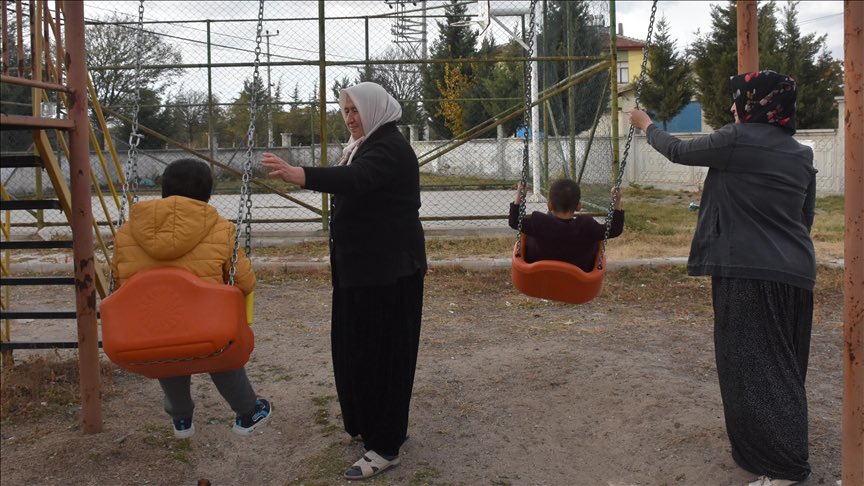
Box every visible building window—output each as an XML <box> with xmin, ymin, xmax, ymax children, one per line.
<box><xmin>617</xmin><ymin>61</ymin><xmax>629</xmax><ymax>84</ymax></box>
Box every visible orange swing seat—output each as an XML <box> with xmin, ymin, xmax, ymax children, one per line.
<box><xmin>511</xmin><ymin>234</ymin><xmax>606</xmax><ymax>304</ymax></box>
<box><xmin>100</xmin><ymin>267</ymin><xmax>254</xmax><ymax>379</ymax></box>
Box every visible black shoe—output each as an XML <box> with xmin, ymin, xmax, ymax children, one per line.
<box><xmin>232</xmin><ymin>398</ymin><xmax>272</xmax><ymax>436</ymax></box>
<box><xmin>172</xmin><ymin>416</ymin><xmax>195</xmax><ymax>439</ymax></box>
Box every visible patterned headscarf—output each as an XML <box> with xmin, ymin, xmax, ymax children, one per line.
<box><xmin>337</xmin><ymin>82</ymin><xmax>402</xmax><ymax>165</ymax></box>
<box><xmin>729</xmin><ymin>70</ymin><xmax>797</xmax><ymax>134</ymax></box>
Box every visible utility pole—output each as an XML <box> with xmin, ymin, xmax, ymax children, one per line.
<box><xmin>263</xmin><ymin>29</ymin><xmax>279</xmax><ymax>148</ymax></box>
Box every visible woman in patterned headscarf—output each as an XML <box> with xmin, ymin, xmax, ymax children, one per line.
<box><xmin>630</xmin><ymin>71</ymin><xmax>816</xmax><ymax>486</ymax></box>
<box><xmin>262</xmin><ymin>82</ymin><xmax>426</xmax><ymax>480</ymax></box>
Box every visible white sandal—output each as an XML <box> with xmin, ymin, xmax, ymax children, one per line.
<box><xmin>343</xmin><ymin>450</ymin><xmax>400</xmax><ymax>480</ymax></box>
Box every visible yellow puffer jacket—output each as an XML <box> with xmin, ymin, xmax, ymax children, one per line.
<box><xmin>110</xmin><ymin>196</ymin><xmax>255</xmax><ymax>295</ymax></box>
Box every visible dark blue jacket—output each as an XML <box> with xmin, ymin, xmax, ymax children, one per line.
<box><xmin>646</xmin><ymin>122</ymin><xmax>817</xmax><ymax>290</ymax></box>
<box><xmin>303</xmin><ymin>122</ymin><xmax>427</xmax><ymax>288</ymax></box>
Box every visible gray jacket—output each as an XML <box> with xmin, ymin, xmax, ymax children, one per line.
<box><xmin>645</xmin><ymin>122</ymin><xmax>817</xmax><ymax>290</ymax></box>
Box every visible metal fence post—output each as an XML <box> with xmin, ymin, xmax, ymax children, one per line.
<box><xmin>64</xmin><ymin>0</ymin><xmax>103</xmax><ymax>434</ymax></box>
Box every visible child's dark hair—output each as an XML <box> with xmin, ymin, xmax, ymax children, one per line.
<box><xmin>161</xmin><ymin>158</ymin><xmax>214</xmax><ymax>202</ymax></box>
<box><xmin>548</xmin><ymin>178</ymin><xmax>581</xmax><ymax>213</ymax></box>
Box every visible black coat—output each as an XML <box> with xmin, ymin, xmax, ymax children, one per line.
<box><xmin>646</xmin><ymin>122</ymin><xmax>816</xmax><ymax>290</ymax></box>
<box><xmin>303</xmin><ymin>122</ymin><xmax>427</xmax><ymax>288</ymax></box>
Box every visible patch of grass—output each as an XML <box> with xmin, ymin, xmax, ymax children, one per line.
<box><xmin>815</xmin><ymin>195</ymin><xmax>844</xmax><ymax>213</ymax></box>
<box><xmin>812</xmin><ymin>196</ymin><xmax>845</xmax><ymax>243</ymax></box>
<box><xmin>425</xmin><ymin>237</ymin><xmax>513</xmax><ymax>259</ymax></box>
<box><xmin>311</xmin><ymin>395</ymin><xmax>334</xmax><ymax>407</ymax></box>
<box><xmin>0</xmin><ymin>355</ymin><xmax>113</xmax><ymax>424</ymax></box>
<box><xmin>253</xmin><ymin>267</ymin><xmax>332</xmax><ymax>284</ymax></box>
<box><xmin>254</xmin><ymin>240</ymin><xmax>330</xmax><ymax>259</ymax></box>
<box><xmin>310</xmin><ymin>395</ymin><xmax>340</xmax><ymax>433</ymax></box>
<box><xmin>420</xmin><ymin>173</ymin><xmax>514</xmax><ymax>189</ymax></box>
<box><xmin>285</xmin><ymin>442</ymin><xmax>347</xmax><ymax>485</ymax></box>
<box><xmin>141</xmin><ymin>423</ymin><xmax>193</xmax><ymax>464</ymax></box>
<box><xmin>622</xmin><ymin>200</ymin><xmax>697</xmax><ymax>237</ymax></box>
<box><xmin>407</xmin><ymin>468</ymin><xmax>442</xmax><ymax>486</ymax></box>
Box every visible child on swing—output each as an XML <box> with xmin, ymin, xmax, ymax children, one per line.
<box><xmin>110</xmin><ymin>158</ymin><xmax>272</xmax><ymax>439</ymax></box>
<box><xmin>508</xmin><ymin>178</ymin><xmax>625</xmax><ymax>272</ymax></box>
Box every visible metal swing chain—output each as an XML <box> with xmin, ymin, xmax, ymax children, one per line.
<box><xmin>119</xmin><ymin>0</ymin><xmax>145</xmax><ymax>228</ymax></box>
<box><xmin>597</xmin><ymin>0</ymin><xmax>657</xmax><ymax>270</ymax></box>
<box><xmin>229</xmin><ymin>0</ymin><xmax>264</xmax><ymax>286</ymax></box>
<box><xmin>111</xmin><ymin>0</ymin><xmax>145</xmax><ymax>293</ymax></box>
<box><xmin>515</xmin><ymin>0</ymin><xmax>538</xmax><ymax>256</ymax></box>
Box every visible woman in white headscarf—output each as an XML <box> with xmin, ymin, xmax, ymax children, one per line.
<box><xmin>262</xmin><ymin>82</ymin><xmax>426</xmax><ymax>480</ymax></box>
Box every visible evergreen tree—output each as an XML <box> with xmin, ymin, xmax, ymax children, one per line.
<box><xmin>537</xmin><ymin>0</ymin><xmax>606</xmax><ymax>135</ymax></box>
<box><xmin>772</xmin><ymin>1</ymin><xmax>843</xmax><ymax>128</ymax></box>
<box><xmin>223</xmin><ymin>76</ymin><xmax>269</xmax><ymax>148</ymax></box>
<box><xmin>477</xmin><ymin>39</ymin><xmax>525</xmax><ymax>137</ymax></box>
<box><xmin>117</xmin><ymin>87</ymin><xmax>173</xmax><ymax>150</ymax></box>
<box><xmin>460</xmin><ymin>36</ymin><xmax>498</xmax><ymax>137</ymax></box>
<box><xmin>421</xmin><ymin>0</ymin><xmax>479</xmax><ymax>139</ymax></box>
<box><xmin>639</xmin><ymin>17</ymin><xmax>694</xmax><ymax>130</ymax></box>
<box><xmin>689</xmin><ymin>1</ymin><xmax>782</xmax><ymax>129</ymax></box>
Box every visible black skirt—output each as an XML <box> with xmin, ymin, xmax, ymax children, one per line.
<box><xmin>711</xmin><ymin>276</ymin><xmax>813</xmax><ymax>481</ymax></box>
<box><xmin>331</xmin><ymin>270</ymin><xmax>424</xmax><ymax>457</ymax></box>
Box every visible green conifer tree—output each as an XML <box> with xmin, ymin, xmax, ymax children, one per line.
<box><xmin>639</xmin><ymin>17</ymin><xmax>694</xmax><ymax>130</ymax></box>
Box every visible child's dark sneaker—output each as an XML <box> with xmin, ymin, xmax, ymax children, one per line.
<box><xmin>232</xmin><ymin>398</ymin><xmax>272</xmax><ymax>436</ymax></box>
<box><xmin>172</xmin><ymin>417</ymin><xmax>195</xmax><ymax>439</ymax></box>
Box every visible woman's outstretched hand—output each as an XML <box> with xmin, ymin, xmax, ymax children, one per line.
<box><xmin>629</xmin><ymin>108</ymin><xmax>653</xmax><ymax>132</ymax></box>
<box><xmin>262</xmin><ymin>152</ymin><xmax>305</xmax><ymax>187</ymax></box>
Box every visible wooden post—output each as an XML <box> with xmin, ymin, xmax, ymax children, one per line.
<box><xmin>842</xmin><ymin>2</ymin><xmax>863</xmax><ymax>482</ymax></box>
<box><xmin>63</xmin><ymin>0</ymin><xmax>103</xmax><ymax>434</ymax></box>
<box><xmin>736</xmin><ymin>0</ymin><xmax>758</xmax><ymax>74</ymax></box>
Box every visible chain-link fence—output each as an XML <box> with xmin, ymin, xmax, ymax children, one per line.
<box><xmin>4</xmin><ymin>1</ymin><xmax>630</xmax><ymax>235</ymax></box>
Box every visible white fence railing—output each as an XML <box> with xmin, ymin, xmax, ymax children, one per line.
<box><xmin>626</xmin><ymin>128</ymin><xmax>843</xmax><ymax>195</ymax></box>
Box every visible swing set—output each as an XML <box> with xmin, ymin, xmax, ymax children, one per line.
<box><xmin>2</xmin><ymin>1</ymin><xmax>861</xmax><ymax>481</ymax></box>
<box><xmin>99</xmin><ymin>0</ymin><xmax>265</xmax><ymax>379</ymax></box>
<box><xmin>511</xmin><ymin>0</ymin><xmax>657</xmax><ymax>305</ymax></box>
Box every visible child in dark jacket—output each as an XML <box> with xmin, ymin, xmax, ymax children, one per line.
<box><xmin>508</xmin><ymin>178</ymin><xmax>624</xmax><ymax>272</ymax></box>
<box><xmin>110</xmin><ymin>158</ymin><xmax>272</xmax><ymax>439</ymax></box>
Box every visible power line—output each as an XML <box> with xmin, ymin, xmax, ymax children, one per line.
<box><xmin>798</xmin><ymin>12</ymin><xmax>843</xmax><ymax>25</ymax></box>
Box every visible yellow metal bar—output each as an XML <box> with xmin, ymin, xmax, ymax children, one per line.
<box><xmin>34</xmin><ymin>130</ymin><xmax>109</xmax><ymax>298</ymax></box>
<box><xmin>55</xmin><ymin>129</ymin><xmax>113</xmax><ymax>288</ymax></box>
<box><xmin>87</xmin><ymin>77</ymin><xmax>125</xmax><ymax>211</ymax></box>
<box><xmin>1</xmin><ymin>184</ymin><xmax>10</xmax><ymax>358</ymax></box>
<box><xmin>43</xmin><ymin>10</ymin><xmax>125</xmax><ymax>220</ymax></box>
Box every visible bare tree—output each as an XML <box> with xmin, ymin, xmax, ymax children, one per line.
<box><xmin>362</xmin><ymin>46</ymin><xmax>423</xmax><ymax>127</ymax></box>
<box><xmin>168</xmin><ymin>87</ymin><xmax>210</xmax><ymax>145</ymax></box>
<box><xmin>86</xmin><ymin>14</ymin><xmax>182</xmax><ymax>114</ymax></box>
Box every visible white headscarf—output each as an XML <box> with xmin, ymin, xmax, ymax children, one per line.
<box><xmin>337</xmin><ymin>82</ymin><xmax>402</xmax><ymax>165</ymax></box>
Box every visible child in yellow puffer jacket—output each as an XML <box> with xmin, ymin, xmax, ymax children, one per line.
<box><xmin>110</xmin><ymin>158</ymin><xmax>272</xmax><ymax>439</ymax></box>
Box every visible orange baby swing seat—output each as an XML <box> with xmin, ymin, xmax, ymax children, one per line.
<box><xmin>100</xmin><ymin>0</ymin><xmax>262</xmax><ymax>380</ymax></box>
<box><xmin>511</xmin><ymin>234</ymin><xmax>606</xmax><ymax>305</ymax></box>
<box><xmin>100</xmin><ymin>267</ymin><xmax>254</xmax><ymax>379</ymax></box>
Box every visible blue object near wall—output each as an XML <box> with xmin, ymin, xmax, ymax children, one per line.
<box><xmin>664</xmin><ymin>101</ymin><xmax>702</xmax><ymax>133</ymax></box>
<box><xmin>515</xmin><ymin>125</ymin><xmax>545</xmax><ymax>138</ymax></box>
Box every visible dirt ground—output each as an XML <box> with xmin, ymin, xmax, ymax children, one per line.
<box><xmin>0</xmin><ymin>263</ymin><xmax>845</xmax><ymax>486</ymax></box>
